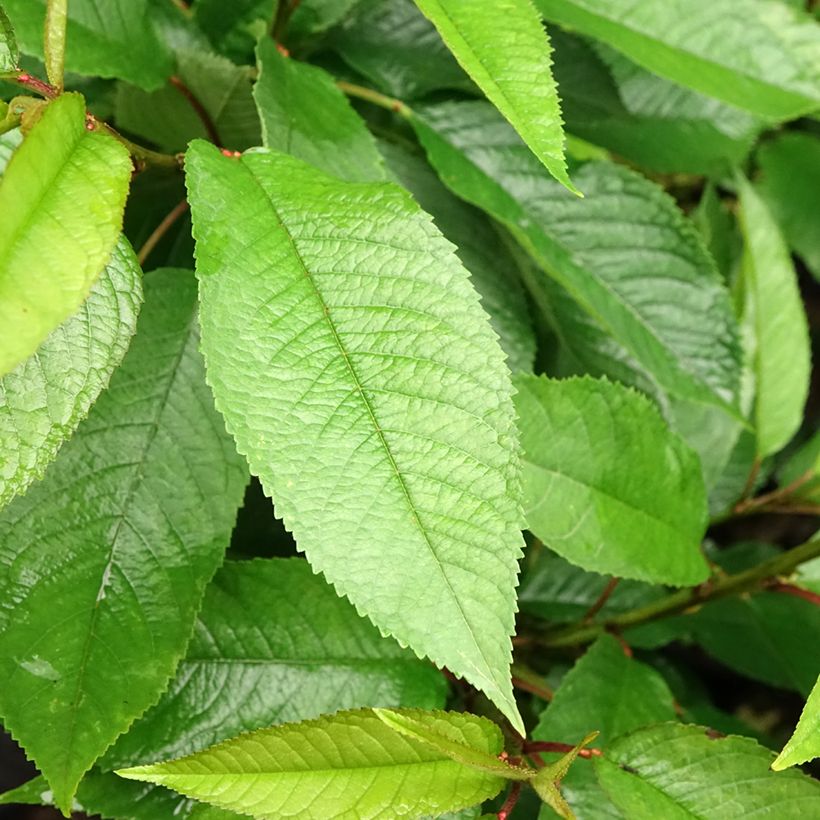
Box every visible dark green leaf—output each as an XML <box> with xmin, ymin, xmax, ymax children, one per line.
<box><xmin>288</xmin><ymin>0</ymin><xmax>362</xmax><ymax>41</ymax></box>
<box><xmin>193</xmin><ymin>0</ymin><xmax>274</xmax><ymax>63</ymax></box>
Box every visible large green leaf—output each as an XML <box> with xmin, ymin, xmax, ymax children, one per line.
<box><xmin>756</xmin><ymin>132</ymin><xmax>820</xmax><ymax>281</ymax></box>
<box><xmin>774</xmin><ymin>675</ymin><xmax>820</xmax><ymax>770</ymax></box>
<box><xmin>117</xmin><ymin>709</ymin><xmax>508</xmax><ymax>818</ymax></box>
<box><xmin>288</xmin><ymin>0</ymin><xmax>362</xmax><ymax>42</ymax></box>
<box><xmin>514</xmin><ymin>376</ymin><xmax>708</xmax><ymax>584</ymax></box>
<box><xmin>0</xmin><ymin>93</ymin><xmax>131</xmax><ymax>377</ymax></box>
<box><xmin>737</xmin><ymin>175</ymin><xmax>810</xmax><ymax>458</ymax></box>
<box><xmin>115</xmin><ymin>49</ymin><xmax>260</xmax><ymax>153</ymax></box>
<box><xmin>536</xmin><ymin>0</ymin><xmax>820</xmax><ymax>119</ymax></box>
<box><xmin>0</xmin><ymin>238</ymin><xmax>142</xmax><ymax>509</ymax></box>
<box><xmin>185</xmin><ymin>142</ymin><xmax>525</xmax><ymax>731</ymax></box>
<box><xmin>595</xmin><ymin>723</ymin><xmax>820</xmax><ymax>818</ymax></box>
<box><xmin>379</xmin><ymin>139</ymin><xmax>535</xmax><ymax>372</ymax></box>
<box><xmin>0</xmin><ymin>269</ymin><xmax>248</xmax><ymax>813</ymax></box>
<box><xmin>104</xmin><ymin>558</ymin><xmax>446</xmax><ymax>768</ymax></box>
<box><xmin>3</xmin><ymin>0</ymin><xmax>172</xmax><ymax>89</ymax></box>
<box><xmin>414</xmin><ymin>0</ymin><xmax>574</xmax><ymax>192</ymax></box>
<box><xmin>535</xmin><ymin>635</ymin><xmax>676</xmax><ymax>819</ymax></box>
<box><xmin>193</xmin><ymin>0</ymin><xmax>274</xmax><ymax>62</ymax></box>
<box><xmin>410</xmin><ymin>101</ymin><xmax>743</xmax><ymax>483</ymax></box>
<box><xmin>254</xmin><ymin>39</ymin><xmax>385</xmax><ymax>183</ymax></box>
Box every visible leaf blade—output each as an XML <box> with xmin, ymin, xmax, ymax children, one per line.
<box><xmin>773</xmin><ymin>674</ymin><xmax>820</xmax><ymax>770</ymax></box>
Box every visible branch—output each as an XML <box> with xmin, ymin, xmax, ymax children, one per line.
<box><xmin>337</xmin><ymin>81</ymin><xmax>411</xmax><ymax>117</ymax></box>
<box><xmin>137</xmin><ymin>200</ymin><xmax>190</xmax><ymax>267</ymax></box>
<box><xmin>537</xmin><ymin>537</ymin><xmax>820</xmax><ymax>648</ymax></box>
<box><xmin>169</xmin><ymin>75</ymin><xmax>221</xmax><ymax>145</ymax></box>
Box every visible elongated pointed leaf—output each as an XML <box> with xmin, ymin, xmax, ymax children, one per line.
<box><xmin>3</xmin><ymin>0</ymin><xmax>172</xmax><ymax>89</ymax></box>
<box><xmin>0</xmin><ymin>269</ymin><xmax>248</xmax><ymax>813</ymax></box>
<box><xmin>185</xmin><ymin>142</ymin><xmax>524</xmax><ymax>731</ymax></box>
<box><xmin>737</xmin><ymin>176</ymin><xmax>810</xmax><ymax>458</ymax></box>
<box><xmin>515</xmin><ymin>375</ymin><xmax>708</xmax><ymax>583</ymax></box>
<box><xmin>415</xmin><ymin>0</ymin><xmax>575</xmax><ymax>193</ymax></box>
<box><xmin>0</xmin><ymin>238</ymin><xmax>142</xmax><ymax>509</ymax></box>
<box><xmin>0</xmin><ymin>93</ymin><xmax>131</xmax><ymax>377</ymax></box>
<box><xmin>104</xmin><ymin>558</ymin><xmax>446</xmax><ymax>768</ymax></box>
<box><xmin>536</xmin><ymin>0</ymin><xmax>820</xmax><ymax>120</ymax></box>
<box><xmin>117</xmin><ymin>709</ymin><xmax>507</xmax><ymax>819</ymax></box>
<box><xmin>254</xmin><ymin>39</ymin><xmax>385</xmax><ymax>182</ymax></box>
<box><xmin>0</xmin><ymin>4</ymin><xmax>18</xmax><ymax>70</ymax></box>
<box><xmin>595</xmin><ymin>723</ymin><xmax>820</xmax><ymax>818</ymax></box>
<box><xmin>774</xmin><ymin>675</ymin><xmax>820</xmax><ymax>770</ymax></box>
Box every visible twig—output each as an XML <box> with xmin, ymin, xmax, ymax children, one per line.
<box><xmin>733</xmin><ymin>468</ymin><xmax>815</xmax><ymax>516</ymax></box>
<box><xmin>137</xmin><ymin>200</ymin><xmax>190</xmax><ymax>267</ymax></box>
<box><xmin>510</xmin><ymin>665</ymin><xmax>553</xmax><ymax>701</ymax></box>
<box><xmin>582</xmin><ymin>577</ymin><xmax>620</xmax><ymax>623</ymax></box>
<box><xmin>272</xmin><ymin>0</ymin><xmax>301</xmax><ymax>41</ymax></box>
<box><xmin>337</xmin><ymin>81</ymin><xmax>411</xmax><ymax>117</ymax></box>
<box><xmin>497</xmin><ymin>782</ymin><xmax>522</xmax><ymax>820</ymax></box>
<box><xmin>169</xmin><ymin>75</ymin><xmax>221</xmax><ymax>145</ymax></box>
<box><xmin>0</xmin><ymin>71</ymin><xmax>58</xmax><ymax>98</ymax></box>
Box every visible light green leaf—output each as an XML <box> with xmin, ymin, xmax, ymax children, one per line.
<box><xmin>411</xmin><ymin>101</ymin><xmax>743</xmax><ymax>482</ymax></box>
<box><xmin>0</xmin><ymin>3</ymin><xmax>18</xmax><ymax>70</ymax></box>
<box><xmin>774</xmin><ymin>675</ymin><xmax>820</xmax><ymax>770</ymax></box>
<box><xmin>0</xmin><ymin>93</ymin><xmax>131</xmax><ymax>377</ymax></box>
<box><xmin>185</xmin><ymin>142</ymin><xmax>525</xmax><ymax>731</ymax></box>
<box><xmin>117</xmin><ymin>709</ymin><xmax>508</xmax><ymax>819</ymax></box>
<box><xmin>3</xmin><ymin>0</ymin><xmax>172</xmax><ymax>89</ymax></box>
<box><xmin>0</xmin><ymin>269</ymin><xmax>248</xmax><ymax>813</ymax></box>
<box><xmin>756</xmin><ymin>131</ymin><xmax>820</xmax><ymax>281</ymax></box>
<box><xmin>515</xmin><ymin>375</ymin><xmax>709</xmax><ymax>584</ymax></box>
<box><xmin>737</xmin><ymin>175</ymin><xmax>810</xmax><ymax>458</ymax></box>
<box><xmin>378</xmin><ymin>139</ymin><xmax>535</xmax><ymax>372</ymax></box>
<box><xmin>536</xmin><ymin>0</ymin><xmax>820</xmax><ymax>119</ymax></box>
<box><xmin>0</xmin><ymin>238</ymin><xmax>142</xmax><ymax>509</ymax></box>
<box><xmin>115</xmin><ymin>49</ymin><xmax>260</xmax><ymax>153</ymax></box>
<box><xmin>595</xmin><ymin>723</ymin><xmax>820</xmax><ymax>818</ymax></box>
<box><xmin>415</xmin><ymin>0</ymin><xmax>575</xmax><ymax>193</ymax></box>
<box><xmin>104</xmin><ymin>558</ymin><xmax>446</xmax><ymax>768</ymax></box>
<box><xmin>254</xmin><ymin>39</ymin><xmax>385</xmax><ymax>182</ymax></box>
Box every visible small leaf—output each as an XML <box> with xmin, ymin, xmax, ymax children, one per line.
<box><xmin>537</xmin><ymin>0</ymin><xmax>820</xmax><ymax>119</ymax></box>
<box><xmin>104</xmin><ymin>558</ymin><xmax>447</xmax><ymax>768</ymax></box>
<box><xmin>185</xmin><ymin>142</ymin><xmax>525</xmax><ymax>731</ymax></box>
<box><xmin>254</xmin><ymin>38</ymin><xmax>385</xmax><ymax>182</ymax></box>
<box><xmin>0</xmin><ymin>93</ymin><xmax>131</xmax><ymax>377</ymax></box>
<box><xmin>0</xmin><ymin>270</ymin><xmax>248</xmax><ymax>813</ymax></box>
<box><xmin>532</xmin><ymin>732</ymin><xmax>598</xmax><ymax>818</ymax></box>
<box><xmin>0</xmin><ymin>3</ymin><xmax>19</xmax><ymax>70</ymax></box>
<box><xmin>117</xmin><ymin>709</ymin><xmax>508</xmax><ymax>819</ymax></box>
<box><xmin>415</xmin><ymin>0</ymin><xmax>576</xmax><ymax>193</ymax></box>
<box><xmin>595</xmin><ymin>723</ymin><xmax>820</xmax><ymax>818</ymax></box>
<box><xmin>737</xmin><ymin>175</ymin><xmax>810</xmax><ymax>458</ymax></box>
<box><xmin>515</xmin><ymin>375</ymin><xmax>709</xmax><ymax>584</ymax></box>
<box><xmin>773</xmin><ymin>675</ymin><xmax>820</xmax><ymax>770</ymax></box>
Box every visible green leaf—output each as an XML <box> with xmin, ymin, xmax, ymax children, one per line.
<box><xmin>515</xmin><ymin>375</ymin><xmax>709</xmax><ymax>584</ymax></box>
<box><xmin>774</xmin><ymin>675</ymin><xmax>820</xmax><ymax>770</ymax></box>
<box><xmin>378</xmin><ymin>139</ymin><xmax>535</xmax><ymax>372</ymax></box>
<box><xmin>104</xmin><ymin>558</ymin><xmax>446</xmax><ymax>768</ymax></box>
<box><xmin>0</xmin><ymin>3</ymin><xmax>19</xmax><ymax>70</ymax></box>
<box><xmin>414</xmin><ymin>0</ymin><xmax>575</xmax><ymax>193</ymax></box>
<box><xmin>777</xmin><ymin>428</ymin><xmax>820</xmax><ymax>504</ymax></box>
<box><xmin>194</xmin><ymin>0</ymin><xmax>274</xmax><ymax>63</ymax></box>
<box><xmin>756</xmin><ymin>132</ymin><xmax>820</xmax><ymax>281</ymax></box>
<box><xmin>550</xmin><ymin>29</ymin><xmax>762</xmax><ymax>175</ymax></box>
<box><xmin>0</xmin><ymin>269</ymin><xmax>248</xmax><ymax>813</ymax></box>
<box><xmin>0</xmin><ymin>93</ymin><xmax>131</xmax><ymax>377</ymax></box>
<box><xmin>693</xmin><ymin>182</ymin><xmax>741</xmax><ymax>283</ymax></box>
<box><xmin>737</xmin><ymin>175</ymin><xmax>810</xmax><ymax>458</ymax></box>
<box><xmin>536</xmin><ymin>0</ymin><xmax>820</xmax><ymax>120</ymax></box>
<box><xmin>532</xmin><ymin>732</ymin><xmax>598</xmax><ymax>818</ymax></box>
<box><xmin>288</xmin><ymin>0</ymin><xmax>362</xmax><ymax>42</ymax></box>
<box><xmin>185</xmin><ymin>142</ymin><xmax>525</xmax><ymax>731</ymax></box>
<box><xmin>0</xmin><ymin>238</ymin><xmax>142</xmax><ymax>509</ymax></box>
<box><xmin>330</xmin><ymin>0</ymin><xmax>473</xmax><ymax>99</ymax></box>
<box><xmin>254</xmin><ymin>39</ymin><xmax>385</xmax><ymax>183</ymax></box>
<box><xmin>595</xmin><ymin>723</ymin><xmax>820</xmax><ymax>818</ymax></box>
<box><xmin>3</xmin><ymin>0</ymin><xmax>173</xmax><ymax>89</ymax></box>
<box><xmin>117</xmin><ymin>709</ymin><xmax>508</xmax><ymax>819</ymax></box>
<box><xmin>410</xmin><ymin>101</ymin><xmax>743</xmax><ymax>482</ymax></box>
<box><xmin>115</xmin><ymin>49</ymin><xmax>261</xmax><ymax>153</ymax></box>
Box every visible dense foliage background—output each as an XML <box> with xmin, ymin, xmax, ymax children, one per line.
<box><xmin>1</xmin><ymin>0</ymin><xmax>820</xmax><ymax>818</ymax></box>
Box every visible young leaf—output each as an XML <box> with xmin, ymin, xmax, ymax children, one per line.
<box><xmin>595</xmin><ymin>723</ymin><xmax>820</xmax><ymax>817</ymax></box>
<box><xmin>0</xmin><ymin>238</ymin><xmax>142</xmax><ymax>509</ymax></box>
<box><xmin>104</xmin><ymin>558</ymin><xmax>446</xmax><ymax>768</ymax></box>
<box><xmin>3</xmin><ymin>0</ymin><xmax>173</xmax><ymax>89</ymax></box>
<box><xmin>515</xmin><ymin>375</ymin><xmax>709</xmax><ymax>584</ymax></box>
<box><xmin>0</xmin><ymin>93</ymin><xmax>131</xmax><ymax>377</ymax></box>
<box><xmin>737</xmin><ymin>175</ymin><xmax>810</xmax><ymax>458</ymax></box>
<box><xmin>185</xmin><ymin>143</ymin><xmax>525</xmax><ymax>732</ymax></box>
<box><xmin>254</xmin><ymin>39</ymin><xmax>385</xmax><ymax>182</ymax></box>
<box><xmin>773</xmin><ymin>675</ymin><xmax>820</xmax><ymax>770</ymax></box>
<box><xmin>414</xmin><ymin>0</ymin><xmax>576</xmax><ymax>193</ymax></box>
<box><xmin>117</xmin><ymin>709</ymin><xmax>508</xmax><ymax>819</ymax></box>
<box><xmin>531</xmin><ymin>732</ymin><xmax>598</xmax><ymax>818</ymax></box>
<box><xmin>536</xmin><ymin>0</ymin><xmax>820</xmax><ymax>120</ymax></box>
<box><xmin>0</xmin><ymin>4</ymin><xmax>18</xmax><ymax>70</ymax></box>
<box><xmin>0</xmin><ymin>270</ymin><xmax>248</xmax><ymax>813</ymax></box>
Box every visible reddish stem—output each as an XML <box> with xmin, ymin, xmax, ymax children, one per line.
<box><xmin>523</xmin><ymin>741</ymin><xmax>602</xmax><ymax>758</ymax></box>
<box><xmin>497</xmin><ymin>782</ymin><xmax>522</xmax><ymax>820</ymax></box>
<box><xmin>511</xmin><ymin>675</ymin><xmax>553</xmax><ymax>702</ymax></box>
<box><xmin>767</xmin><ymin>582</ymin><xmax>820</xmax><ymax>606</ymax></box>
<box><xmin>169</xmin><ymin>75</ymin><xmax>221</xmax><ymax>145</ymax></box>
<box><xmin>137</xmin><ymin>200</ymin><xmax>190</xmax><ymax>267</ymax></box>
<box><xmin>583</xmin><ymin>577</ymin><xmax>620</xmax><ymax>622</ymax></box>
<box><xmin>10</xmin><ymin>72</ymin><xmax>58</xmax><ymax>98</ymax></box>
